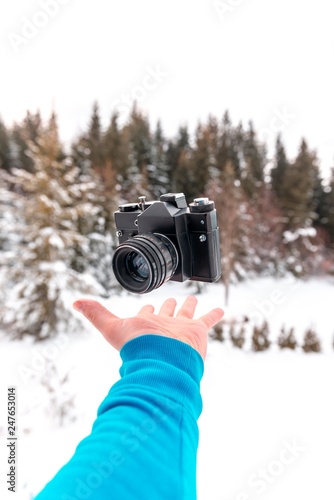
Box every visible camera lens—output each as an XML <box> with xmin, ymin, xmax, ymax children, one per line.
<box><xmin>126</xmin><ymin>252</ymin><xmax>150</xmax><ymax>281</ymax></box>
<box><xmin>112</xmin><ymin>233</ymin><xmax>178</xmax><ymax>294</ymax></box>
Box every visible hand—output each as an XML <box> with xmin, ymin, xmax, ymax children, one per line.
<box><xmin>73</xmin><ymin>296</ymin><xmax>224</xmax><ymax>359</ymax></box>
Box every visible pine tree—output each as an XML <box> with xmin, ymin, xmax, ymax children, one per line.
<box><xmin>318</xmin><ymin>168</ymin><xmax>334</xmax><ymax>244</ymax></box>
<box><xmin>0</xmin><ymin>113</ymin><xmax>106</xmax><ymax>340</ymax></box>
<box><xmin>275</xmin><ymin>139</ymin><xmax>324</xmax><ymax>275</ymax></box>
<box><xmin>271</xmin><ymin>134</ymin><xmax>290</xmax><ymax>202</ymax></box>
<box><xmin>71</xmin><ymin>102</ymin><xmax>104</xmax><ymax>177</ymax></box>
<box><xmin>148</xmin><ymin>120</ymin><xmax>171</xmax><ymax>198</ymax></box>
<box><xmin>231</xmin><ymin>121</ymin><xmax>244</xmax><ymax>180</ymax></box>
<box><xmin>215</xmin><ymin>111</ymin><xmax>242</xmax><ymax>179</ymax></box>
<box><xmin>87</xmin><ymin>101</ymin><xmax>104</xmax><ymax>171</ymax></box>
<box><xmin>0</xmin><ymin>174</ymin><xmax>17</xmax><ymax>251</ymax></box>
<box><xmin>167</xmin><ymin>126</ymin><xmax>194</xmax><ymax>201</ymax></box>
<box><xmin>121</xmin><ymin>104</ymin><xmax>151</xmax><ymax>199</ymax></box>
<box><xmin>9</xmin><ymin>111</ymin><xmax>44</xmax><ymax>173</ymax></box>
<box><xmin>71</xmin><ymin>134</ymin><xmax>91</xmax><ymax>175</ymax></box>
<box><xmin>102</xmin><ymin>111</ymin><xmax>127</xmax><ymax>196</ymax></box>
<box><xmin>281</xmin><ymin>139</ymin><xmax>320</xmax><ymax>230</ymax></box>
<box><xmin>70</xmin><ymin>112</ymin><xmax>117</xmax><ymax>291</ymax></box>
<box><xmin>0</xmin><ymin>119</ymin><xmax>11</xmax><ymax>171</ymax></box>
<box><xmin>312</xmin><ymin>168</ymin><xmax>325</xmax><ymax>229</ymax></box>
<box><xmin>23</xmin><ymin>110</ymin><xmax>42</xmax><ymax>144</ymax></box>
<box><xmin>206</xmin><ymin>115</ymin><xmax>219</xmax><ymax>156</ymax></box>
<box><xmin>10</xmin><ymin>124</ymin><xmax>35</xmax><ymax>173</ymax></box>
<box><xmin>205</xmin><ymin>113</ymin><xmax>264</xmax><ymax>303</ymax></box>
<box><xmin>241</xmin><ymin>121</ymin><xmax>266</xmax><ymax>198</ymax></box>
<box><xmin>191</xmin><ymin>122</ymin><xmax>213</xmax><ymax>198</ymax></box>
<box><xmin>214</xmin><ymin>114</ymin><xmax>282</xmax><ymax>280</ymax></box>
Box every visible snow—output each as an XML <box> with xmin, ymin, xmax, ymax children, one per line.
<box><xmin>0</xmin><ymin>276</ymin><xmax>333</xmax><ymax>500</ymax></box>
<box><xmin>283</xmin><ymin>227</ymin><xmax>317</xmax><ymax>243</ymax></box>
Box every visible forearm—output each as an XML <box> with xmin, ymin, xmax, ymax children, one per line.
<box><xmin>34</xmin><ymin>334</ymin><xmax>204</xmax><ymax>500</ymax></box>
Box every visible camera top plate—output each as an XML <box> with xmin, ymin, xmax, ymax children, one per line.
<box><xmin>159</xmin><ymin>193</ymin><xmax>187</xmax><ymax>209</ymax></box>
<box><xmin>119</xmin><ymin>203</ymin><xmax>140</xmax><ymax>212</ymax></box>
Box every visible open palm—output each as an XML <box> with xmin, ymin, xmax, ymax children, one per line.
<box><xmin>73</xmin><ymin>296</ymin><xmax>224</xmax><ymax>359</ymax></box>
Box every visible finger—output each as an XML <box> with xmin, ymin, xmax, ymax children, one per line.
<box><xmin>73</xmin><ymin>300</ymin><xmax>120</xmax><ymax>336</ymax></box>
<box><xmin>199</xmin><ymin>308</ymin><xmax>225</xmax><ymax>330</ymax></box>
<box><xmin>137</xmin><ymin>304</ymin><xmax>155</xmax><ymax>316</ymax></box>
<box><xmin>176</xmin><ymin>296</ymin><xmax>198</xmax><ymax>319</ymax></box>
<box><xmin>158</xmin><ymin>298</ymin><xmax>177</xmax><ymax>317</ymax></box>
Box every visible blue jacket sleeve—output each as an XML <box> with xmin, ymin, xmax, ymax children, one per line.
<box><xmin>33</xmin><ymin>334</ymin><xmax>204</xmax><ymax>500</ymax></box>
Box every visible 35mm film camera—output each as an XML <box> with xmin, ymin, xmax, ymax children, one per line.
<box><xmin>112</xmin><ymin>193</ymin><xmax>221</xmax><ymax>294</ymax></box>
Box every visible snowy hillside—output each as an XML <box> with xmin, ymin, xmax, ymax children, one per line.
<box><xmin>0</xmin><ymin>276</ymin><xmax>333</xmax><ymax>500</ymax></box>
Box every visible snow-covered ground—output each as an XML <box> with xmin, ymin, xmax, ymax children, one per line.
<box><xmin>0</xmin><ymin>276</ymin><xmax>333</xmax><ymax>500</ymax></box>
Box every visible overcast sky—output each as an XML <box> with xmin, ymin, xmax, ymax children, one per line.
<box><xmin>1</xmin><ymin>0</ymin><xmax>333</xmax><ymax>177</ymax></box>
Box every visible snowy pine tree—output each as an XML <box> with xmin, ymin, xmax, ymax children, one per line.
<box><xmin>9</xmin><ymin>111</ymin><xmax>43</xmax><ymax>172</ymax></box>
<box><xmin>0</xmin><ymin>113</ymin><xmax>111</xmax><ymax>340</ymax></box>
<box><xmin>121</xmin><ymin>104</ymin><xmax>151</xmax><ymax>200</ymax></box>
<box><xmin>0</xmin><ymin>178</ymin><xmax>18</xmax><ymax>252</ymax></box>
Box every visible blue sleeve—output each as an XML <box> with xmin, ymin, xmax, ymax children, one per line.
<box><xmin>33</xmin><ymin>334</ymin><xmax>204</xmax><ymax>500</ymax></box>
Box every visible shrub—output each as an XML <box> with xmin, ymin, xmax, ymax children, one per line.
<box><xmin>229</xmin><ymin>323</ymin><xmax>246</xmax><ymax>349</ymax></box>
<box><xmin>278</xmin><ymin>326</ymin><xmax>298</xmax><ymax>350</ymax></box>
<box><xmin>302</xmin><ymin>328</ymin><xmax>321</xmax><ymax>353</ymax></box>
<box><xmin>252</xmin><ymin>321</ymin><xmax>271</xmax><ymax>352</ymax></box>
<box><xmin>210</xmin><ymin>321</ymin><xmax>225</xmax><ymax>342</ymax></box>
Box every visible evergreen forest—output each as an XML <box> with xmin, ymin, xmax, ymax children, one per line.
<box><xmin>1</xmin><ymin>102</ymin><xmax>333</xmax><ymax>339</ymax></box>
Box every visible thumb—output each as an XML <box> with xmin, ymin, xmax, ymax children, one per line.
<box><xmin>73</xmin><ymin>299</ymin><xmax>121</xmax><ymax>345</ymax></box>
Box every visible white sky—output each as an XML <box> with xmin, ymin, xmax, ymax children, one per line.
<box><xmin>1</xmin><ymin>0</ymin><xmax>333</xmax><ymax>178</ymax></box>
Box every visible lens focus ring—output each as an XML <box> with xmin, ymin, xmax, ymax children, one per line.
<box><xmin>112</xmin><ymin>233</ymin><xmax>178</xmax><ymax>294</ymax></box>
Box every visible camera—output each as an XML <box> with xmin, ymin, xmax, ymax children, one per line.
<box><xmin>112</xmin><ymin>192</ymin><xmax>221</xmax><ymax>294</ymax></box>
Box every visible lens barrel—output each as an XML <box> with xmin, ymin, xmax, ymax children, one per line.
<box><xmin>112</xmin><ymin>233</ymin><xmax>178</xmax><ymax>294</ymax></box>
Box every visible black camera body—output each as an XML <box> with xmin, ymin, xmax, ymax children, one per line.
<box><xmin>112</xmin><ymin>193</ymin><xmax>221</xmax><ymax>294</ymax></box>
